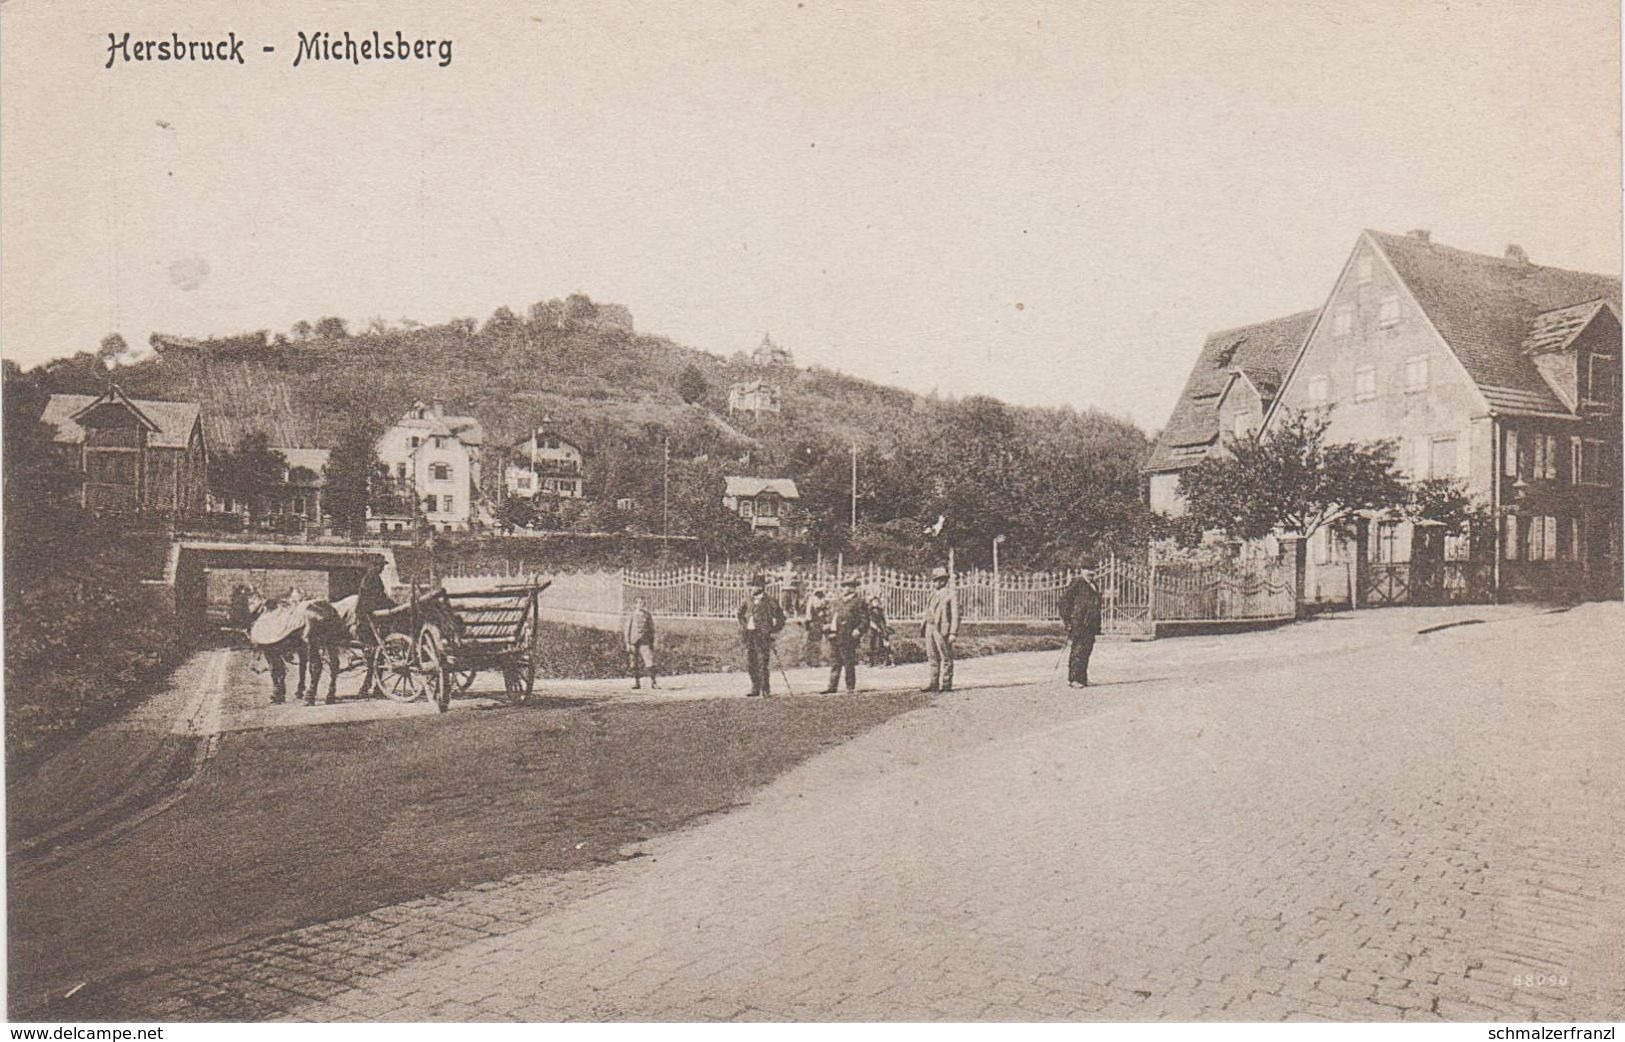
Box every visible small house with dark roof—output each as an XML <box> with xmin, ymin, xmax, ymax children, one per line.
<box><xmin>1145</xmin><ymin>310</ymin><xmax>1317</xmax><ymax>516</ymax></box>
<box><xmin>41</xmin><ymin>386</ymin><xmax>208</xmax><ymax>514</ymax></box>
<box><xmin>723</xmin><ymin>476</ymin><xmax>803</xmax><ymax>537</ymax></box>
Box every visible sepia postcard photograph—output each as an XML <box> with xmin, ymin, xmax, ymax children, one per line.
<box><xmin>2</xmin><ymin>0</ymin><xmax>1621</xmax><ymax>1035</ymax></box>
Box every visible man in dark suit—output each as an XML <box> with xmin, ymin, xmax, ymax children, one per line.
<box><xmin>737</xmin><ymin>574</ymin><xmax>786</xmax><ymax>697</ymax></box>
<box><xmin>1059</xmin><ymin>569</ymin><xmax>1103</xmax><ymax>688</ymax></box>
<box><xmin>822</xmin><ymin>576</ymin><xmax>870</xmax><ymax>694</ymax></box>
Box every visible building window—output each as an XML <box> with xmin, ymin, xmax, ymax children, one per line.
<box><xmin>1377</xmin><ymin>295</ymin><xmax>1401</xmax><ymax>329</ymax></box>
<box><xmin>1429</xmin><ymin>435</ymin><xmax>1457</xmax><ymax>479</ymax></box>
<box><xmin>1404</xmin><ymin>356</ymin><xmax>1428</xmax><ymax>393</ymax></box>
<box><xmin>1411</xmin><ymin>436</ymin><xmax>1431</xmax><ymax>479</ymax></box>
<box><xmin>1587</xmin><ymin>353</ymin><xmax>1619</xmax><ymax>404</ymax></box>
<box><xmin>1503</xmin><ymin>429</ymin><xmax>1518</xmax><ymax>478</ymax></box>
<box><xmin>292</xmin><ymin>496</ymin><xmax>307</xmax><ymax>517</ymax></box>
<box><xmin>1333</xmin><ymin>307</ymin><xmax>1353</xmax><ymax>336</ymax></box>
<box><xmin>441</xmin><ymin>495</ymin><xmax>456</xmax><ymax>514</ymax></box>
<box><xmin>1503</xmin><ymin>516</ymin><xmax>1520</xmax><ymax>560</ymax></box>
<box><xmin>1529</xmin><ymin>515</ymin><xmax>1558</xmax><ymax>561</ymax></box>
<box><xmin>1308</xmin><ymin>376</ymin><xmax>1329</xmax><ymax>404</ymax></box>
<box><xmin>517</xmin><ymin>474</ymin><xmax>532</xmax><ymax>491</ymax></box>
<box><xmin>739</xmin><ymin>500</ymin><xmax>755</xmax><ymax>518</ymax></box>
<box><xmin>1580</xmin><ymin>438</ymin><xmax>1613</xmax><ymax>484</ymax></box>
<box><xmin>431</xmin><ymin>463</ymin><xmax>451</xmax><ymax>482</ymax></box>
<box><xmin>1531</xmin><ymin>433</ymin><xmax>1559</xmax><ymax>480</ymax></box>
<box><xmin>1354</xmin><ymin>366</ymin><xmax>1377</xmax><ymax>402</ymax></box>
<box><xmin>758</xmin><ymin>496</ymin><xmax>779</xmax><ymax>519</ymax></box>
<box><xmin>409</xmin><ymin>436</ymin><xmax>422</xmax><ymax>448</ymax></box>
<box><xmin>1355</xmin><ymin>255</ymin><xmax>1372</xmax><ymax>285</ymax></box>
<box><xmin>396</xmin><ymin>462</ymin><xmax>408</xmax><ymax>480</ymax></box>
<box><xmin>433</xmin><ymin>436</ymin><xmax>446</xmax><ymax>449</ymax></box>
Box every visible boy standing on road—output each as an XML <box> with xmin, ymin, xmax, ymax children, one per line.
<box><xmin>803</xmin><ymin>588</ymin><xmax>829</xmax><ymax>667</ymax></box>
<box><xmin>624</xmin><ymin>595</ymin><xmax>658</xmax><ymax>690</ymax></box>
<box><xmin>737</xmin><ymin>574</ymin><xmax>786</xmax><ymax>697</ymax></box>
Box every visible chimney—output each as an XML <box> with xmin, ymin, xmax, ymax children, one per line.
<box><xmin>1407</xmin><ymin>229</ymin><xmax>1431</xmax><ymax>243</ymax></box>
<box><xmin>1505</xmin><ymin>244</ymin><xmax>1529</xmax><ymax>265</ymax></box>
<box><xmin>430</xmin><ymin>397</ymin><xmax>444</xmax><ymax>419</ymax></box>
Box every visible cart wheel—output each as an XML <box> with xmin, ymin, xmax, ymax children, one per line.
<box><xmin>503</xmin><ymin>655</ymin><xmax>536</xmax><ymax>706</ymax></box>
<box><xmin>375</xmin><ymin>633</ymin><xmax>422</xmax><ymax>703</ymax></box>
<box><xmin>503</xmin><ymin>617</ymin><xmax>537</xmax><ymax>705</ymax></box>
<box><xmin>418</xmin><ymin>626</ymin><xmax>450</xmax><ymax>713</ymax></box>
<box><xmin>455</xmin><ymin>670</ymin><xmax>477</xmax><ymax>694</ymax></box>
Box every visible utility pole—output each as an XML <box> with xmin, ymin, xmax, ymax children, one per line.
<box><xmin>850</xmin><ymin>441</ymin><xmax>858</xmax><ymax>532</ymax></box>
<box><xmin>662</xmin><ymin>436</ymin><xmax>670</xmax><ymax>546</ymax></box>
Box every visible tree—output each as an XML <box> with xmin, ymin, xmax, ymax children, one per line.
<box><xmin>210</xmin><ymin>431</ymin><xmax>289</xmax><ymax>523</ymax></box>
<box><xmin>290</xmin><ymin>320</ymin><xmax>313</xmax><ymax>341</ymax></box>
<box><xmin>313</xmin><ymin>316</ymin><xmax>348</xmax><ymax>339</ymax></box>
<box><xmin>528</xmin><ymin>299</ymin><xmax>564</xmax><ymax>329</ymax></box>
<box><xmin>1178</xmin><ymin>409</ymin><xmax>1409</xmax><ymax>598</ymax></box>
<box><xmin>325</xmin><ymin>420</ymin><xmax>382</xmax><ymax>533</ymax></box>
<box><xmin>677</xmin><ymin>364</ymin><xmax>708</xmax><ymax>404</ymax></box>
<box><xmin>562</xmin><ymin>293</ymin><xmax>599</xmax><ymax>329</ymax></box>
<box><xmin>98</xmin><ymin>333</ymin><xmax>130</xmax><ymax>365</ymax></box>
<box><xmin>484</xmin><ymin>305</ymin><xmax>521</xmax><ymax>336</ymax></box>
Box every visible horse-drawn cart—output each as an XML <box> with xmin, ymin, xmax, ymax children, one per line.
<box><xmin>367</xmin><ymin>580</ymin><xmax>551</xmax><ymax>712</ymax></box>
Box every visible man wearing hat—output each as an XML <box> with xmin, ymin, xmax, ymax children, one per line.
<box><xmin>822</xmin><ymin>576</ymin><xmax>871</xmax><ymax>694</ymax></box>
<box><xmin>1058</xmin><ymin>565</ymin><xmax>1103</xmax><ymax>687</ymax></box>
<box><xmin>736</xmin><ymin>574</ymin><xmax>786</xmax><ymax>697</ymax></box>
<box><xmin>920</xmin><ymin>565</ymin><xmax>960</xmax><ymax>692</ymax></box>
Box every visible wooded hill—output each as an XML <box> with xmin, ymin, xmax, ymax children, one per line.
<box><xmin>17</xmin><ymin>297</ymin><xmax>1153</xmax><ymax>568</ymax></box>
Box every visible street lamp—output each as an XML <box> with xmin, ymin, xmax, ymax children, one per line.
<box><xmin>993</xmin><ymin>534</ymin><xmax>1007</xmax><ymax>618</ymax></box>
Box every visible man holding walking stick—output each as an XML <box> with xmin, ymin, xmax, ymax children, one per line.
<box><xmin>1059</xmin><ymin>565</ymin><xmax>1103</xmax><ymax>688</ymax></box>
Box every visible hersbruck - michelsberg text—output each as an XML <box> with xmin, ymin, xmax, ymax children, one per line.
<box><xmin>293</xmin><ymin>31</ymin><xmax>452</xmax><ymax>67</ymax></box>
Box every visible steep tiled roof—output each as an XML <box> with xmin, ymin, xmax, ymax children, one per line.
<box><xmin>1368</xmin><ymin>230</ymin><xmax>1620</xmax><ymax>414</ymax></box>
<box><xmin>724</xmin><ymin>476</ymin><xmax>801</xmax><ymax>499</ymax></box>
<box><xmin>42</xmin><ymin>393</ymin><xmax>202</xmax><ymax>450</ymax></box>
<box><xmin>1522</xmin><ymin>299</ymin><xmax>1610</xmax><ymax>356</ymax></box>
<box><xmin>1146</xmin><ymin>310</ymin><xmax>1317</xmax><ymax>472</ymax></box>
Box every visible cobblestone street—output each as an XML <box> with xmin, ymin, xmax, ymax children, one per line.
<box><xmin>93</xmin><ymin>603</ymin><xmax>1625</xmax><ymax>1022</ymax></box>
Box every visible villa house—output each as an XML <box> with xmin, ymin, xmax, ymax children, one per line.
<box><xmin>371</xmin><ymin>399</ymin><xmax>485</xmax><ymax>532</ymax></box>
<box><xmin>504</xmin><ymin>425</ymin><xmax>585</xmax><ymax>500</ymax></box>
<box><xmin>728</xmin><ymin>380</ymin><xmax>782</xmax><ymax>417</ymax></box>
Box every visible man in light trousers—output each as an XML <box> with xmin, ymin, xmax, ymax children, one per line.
<box><xmin>920</xmin><ymin>565</ymin><xmax>960</xmax><ymax>693</ymax></box>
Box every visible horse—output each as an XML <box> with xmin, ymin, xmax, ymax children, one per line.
<box><xmin>232</xmin><ymin>585</ymin><xmax>352</xmax><ymax>705</ymax></box>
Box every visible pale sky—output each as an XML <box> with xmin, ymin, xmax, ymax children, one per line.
<box><xmin>2</xmin><ymin>0</ymin><xmax>1618</xmax><ymax>431</ymax></box>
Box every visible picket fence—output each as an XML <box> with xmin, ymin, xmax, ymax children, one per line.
<box><xmin>442</xmin><ymin>555</ymin><xmax>1297</xmax><ymax>636</ymax></box>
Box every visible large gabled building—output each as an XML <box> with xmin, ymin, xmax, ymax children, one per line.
<box><xmin>1144</xmin><ymin>310</ymin><xmax>1318</xmax><ymax>516</ymax></box>
<box><xmin>1149</xmin><ymin>229</ymin><xmax>1622</xmax><ymax>605</ymax></box>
